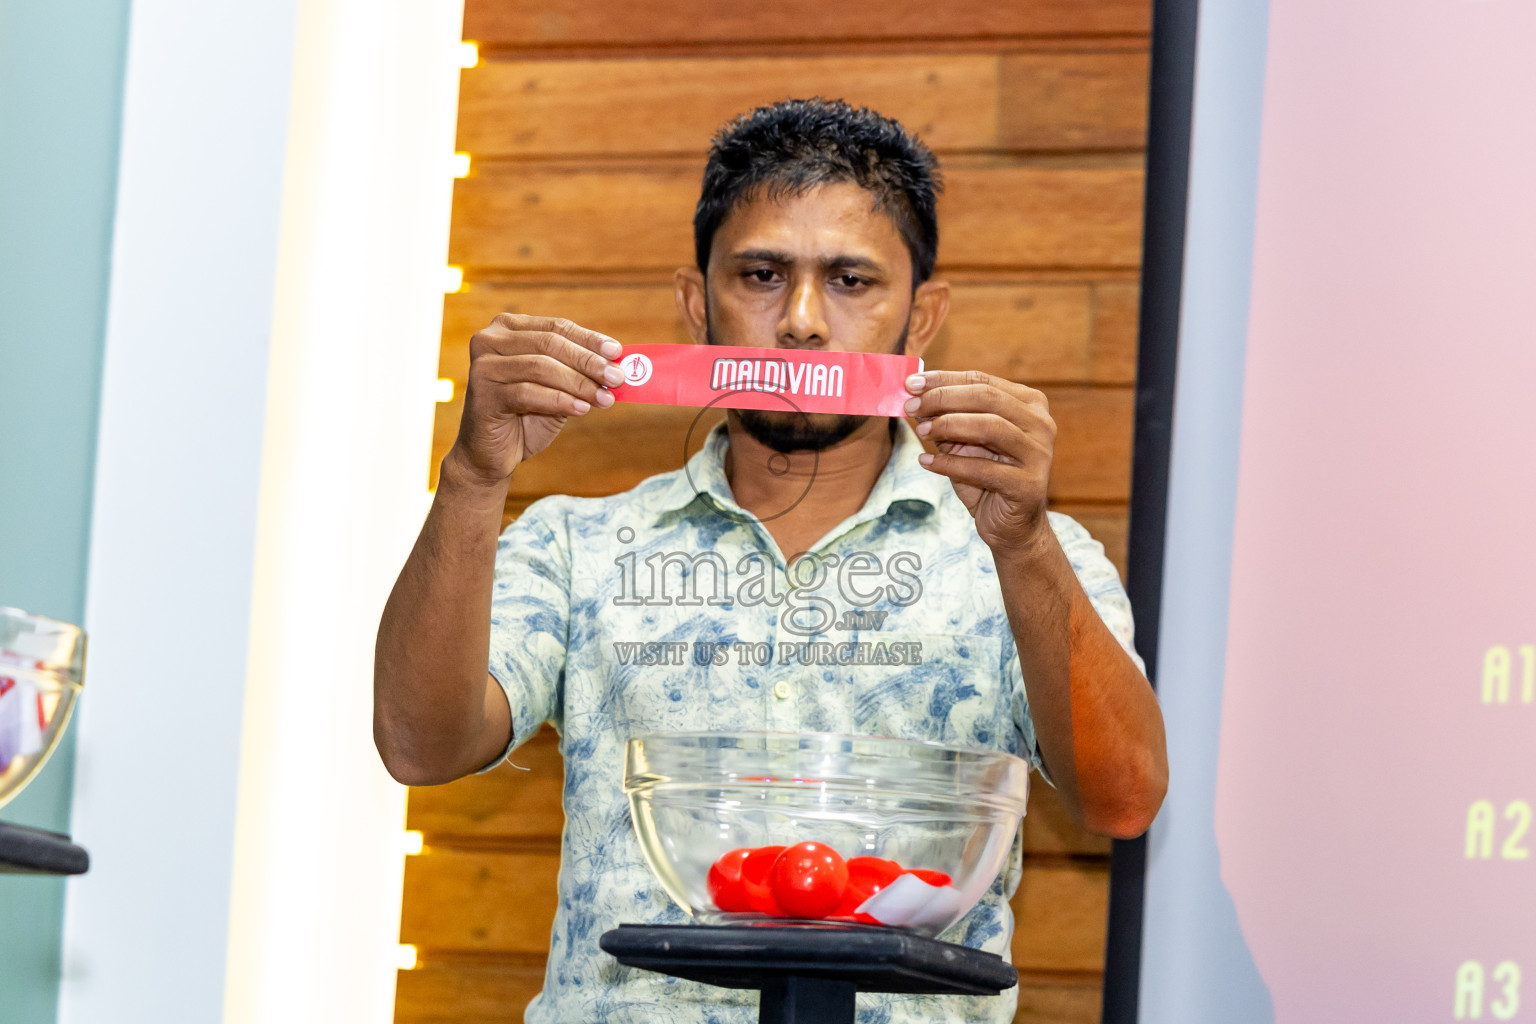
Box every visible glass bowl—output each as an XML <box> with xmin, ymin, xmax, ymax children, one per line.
<box><xmin>624</xmin><ymin>731</ymin><xmax>1030</xmax><ymax>938</ymax></box>
<box><xmin>0</xmin><ymin>607</ymin><xmax>86</xmax><ymax>812</ymax></box>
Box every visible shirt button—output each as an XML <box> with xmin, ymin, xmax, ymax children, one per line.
<box><xmin>772</xmin><ymin>680</ymin><xmax>791</xmax><ymax>700</ymax></box>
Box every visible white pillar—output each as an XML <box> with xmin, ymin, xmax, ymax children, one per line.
<box><xmin>61</xmin><ymin>2</ymin><xmax>463</xmax><ymax>1021</ymax></box>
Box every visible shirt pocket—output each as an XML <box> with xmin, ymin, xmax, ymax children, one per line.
<box><xmin>603</xmin><ymin>611</ymin><xmax>758</xmax><ymax>736</ymax></box>
<box><xmin>796</xmin><ymin>632</ymin><xmax>1011</xmax><ymax>750</ymax></box>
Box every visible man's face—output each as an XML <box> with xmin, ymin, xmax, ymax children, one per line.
<box><xmin>700</xmin><ymin>181</ymin><xmax>923</xmax><ymax>452</ymax></box>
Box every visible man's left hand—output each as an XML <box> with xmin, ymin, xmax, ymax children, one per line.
<box><xmin>903</xmin><ymin>370</ymin><xmax>1055</xmax><ymax>555</ymax></box>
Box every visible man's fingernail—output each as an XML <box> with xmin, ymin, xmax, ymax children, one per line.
<box><xmin>603</xmin><ymin>365</ymin><xmax>625</xmax><ymax>386</ymax></box>
<box><xmin>600</xmin><ymin>340</ymin><xmax>622</xmax><ymax>359</ymax></box>
<box><xmin>596</xmin><ymin>387</ymin><xmax>615</xmax><ymax>408</ymax></box>
<box><xmin>918</xmin><ymin>453</ymin><xmax>934</xmax><ymax>467</ymax></box>
<box><xmin>572</xmin><ymin>399</ymin><xmax>592</xmax><ymax>414</ymax></box>
<box><xmin>903</xmin><ymin>397</ymin><xmax>921</xmax><ymax>414</ymax></box>
<box><xmin>905</xmin><ymin>374</ymin><xmax>925</xmax><ymax>392</ymax></box>
<box><xmin>915</xmin><ymin>419</ymin><xmax>931</xmax><ymax>436</ymax></box>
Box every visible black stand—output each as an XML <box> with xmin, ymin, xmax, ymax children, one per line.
<box><xmin>600</xmin><ymin>924</ymin><xmax>1018</xmax><ymax>1024</ymax></box>
<box><xmin>0</xmin><ymin>820</ymin><xmax>90</xmax><ymax>875</ymax></box>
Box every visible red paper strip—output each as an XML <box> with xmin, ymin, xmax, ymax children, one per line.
<box><xmin>611</xmin><ymin>345</ymin><xmax>921</xmax><ymax>417</ymax></box>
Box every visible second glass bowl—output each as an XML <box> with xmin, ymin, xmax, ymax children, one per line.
<box><xmin>0</xmin><ymin>607</ymin><xmax>86</xmax><ymax>812</ymax></box>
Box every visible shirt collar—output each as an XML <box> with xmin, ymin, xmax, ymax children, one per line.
<box><xmin>651</xmin><ymin>418</ymin><xmax>947</xmax><ymax>523</ymax></box>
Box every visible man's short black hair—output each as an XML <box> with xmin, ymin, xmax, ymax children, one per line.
<box><xmin>693</xmin><ymin>98</ymin><xmax>943</xmax><ymax>286</ymax></box>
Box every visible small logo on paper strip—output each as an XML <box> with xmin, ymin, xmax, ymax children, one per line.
<box><xmin>620</xmin><ymin>353</ymin><xmax>653</xmax><ymax>387</ymax></box>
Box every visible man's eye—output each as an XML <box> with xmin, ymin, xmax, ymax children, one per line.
<box><xmin>836</xmin><ymin>274</ymin><xmax>867</xmax><ymax>288</ymax></box>
<box><xmin>745</xmin><ymin>269</ymin><xmax>777</xmax><ymax>283</ymax></box>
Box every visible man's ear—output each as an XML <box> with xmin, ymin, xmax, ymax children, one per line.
<box><xmin>675</xmin><ymin>266</ymin><xmax>708</xmax><ymax>345</ymax></box>
<box><xmin>904</xmin><ymin>279</ymin><xmax>951</xmax><ymax>362</ymax></box>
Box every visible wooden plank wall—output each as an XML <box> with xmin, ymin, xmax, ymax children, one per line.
<box><xmin>398</xmin><ymin>3</ymin><xmax>1149</xmax><ymax>1022</ymax></box>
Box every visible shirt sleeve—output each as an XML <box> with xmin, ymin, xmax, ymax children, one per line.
<box><xmin>1004</xmin><ymin>512</ymin><xmax>1145</xmax><ymax>782</ymax></box>
<box><xmin>1048</xmin><ymin>511</ymin><xmax>1145</xmax><ymax>674</ymax></box>
<box><xmin>476</xmin><ymin>496</ymin><xmax>572</xmax><ymax>773</ymax></box>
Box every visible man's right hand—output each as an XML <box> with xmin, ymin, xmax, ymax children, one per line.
<box><xmin>448</xmin><ymin>314</ymin><xmax>624</xmax><ymax>485</ymax></box>
<box><xmin>376</xmin><ymin>313</ymin><xmax>620</xmax><ymax>784</ymax></box>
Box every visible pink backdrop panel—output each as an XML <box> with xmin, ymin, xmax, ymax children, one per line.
<box><xmin>1215</xmin><ymin>0</ymin><xmax>1536</xmax><ymax>1021</ymax></box>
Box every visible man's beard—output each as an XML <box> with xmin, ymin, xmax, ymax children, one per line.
<box><xmin>705</xmin><ymin>301</ymin><xmax>909</xmax><ymax>454</ymax></box>
<box><xmin>735</xmin><ymin>406</ymin><xmax>864</xmax><ymax>454</ymax></box>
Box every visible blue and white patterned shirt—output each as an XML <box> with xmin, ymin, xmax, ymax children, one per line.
<box><xmin>486</xmin><ymin>419</ymin><xmax>1139</xmax><ymax>1024</ymax></box>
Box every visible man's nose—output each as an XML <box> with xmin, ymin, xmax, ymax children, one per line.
<box><xmin>777</xmin><ymin>278</ymin><xmax>829</xmax><ymax>349</ymax></box>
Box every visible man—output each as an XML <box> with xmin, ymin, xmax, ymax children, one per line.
<box><xmin>375</xmin><ymin>98</ymin><xmax>1166</xmax><ymax>1022</ymax></box>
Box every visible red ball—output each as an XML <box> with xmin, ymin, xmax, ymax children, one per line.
<box><xmin>769</xmin><ymin>841</ymin><xmax>849</xmax><ymax>919</ymax></box>
<box><xmin>848</xmin><ymin>856</ymin><xmax>903</xmax><ymax>890</ymax></box>
<box><xmin>707</xmin><ymin>848</ymin><xmax>754</xmax><ymax>912</ymax></box>
<box><xmin>834</xmin><ymin>856</ymin><xmax>903</xmax><ymax>916</ymax></box>
<box><xmin>741</xmin><ymin>845</ymin><xmax>786</xmax><ymax>915</ymax></box>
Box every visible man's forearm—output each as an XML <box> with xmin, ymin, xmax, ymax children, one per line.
<box><xmin>373</xmin><ymin>450</ymin><xmax>512</xmax><ymax>784</ymax></box>
<box><xmin>994</xmin><ymin>535</ymin><xmax>1168</xmax><ymax>838</ymax></box>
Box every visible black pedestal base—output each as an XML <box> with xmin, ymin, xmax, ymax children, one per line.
<box><xmin>0</xmin><ymin>820</ymin><xmax>90</xmax><ymax>875</ymax></box>
<box><xmin>759</xmin><ymin>976</ymin><xmax>856</xmax><ymax>1024</ymax></box>
<box><xmin>600</xmin><ymin>924</ymin><xmax>1018</xmax><ymax>1024</ymax></box>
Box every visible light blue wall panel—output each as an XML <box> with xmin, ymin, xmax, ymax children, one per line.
<box><xmin>0</xmin><ymin>1</ymin><xmax>131</xmax><ymax>1020</ymax></box>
